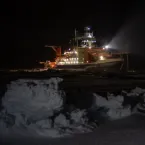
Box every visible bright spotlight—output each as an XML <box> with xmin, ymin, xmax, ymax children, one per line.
<box><xmin>105</xmin><ymin>45</ymin><xmax>109</xmax><ymax>49</ymax></box>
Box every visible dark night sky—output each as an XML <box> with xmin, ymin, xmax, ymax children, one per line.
<box><xmin>1</xmin><ymin>0</ymin><xmax>145</xmax><ymax>68</ymax></box>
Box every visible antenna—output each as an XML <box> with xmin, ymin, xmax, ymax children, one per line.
<box><xmin>75</xmin><ymin>28</ymin><xmax>77</xmax><ymax>41</ymax></box>
<box><xmin>75</xmin><ymin>29</ymin><xmax>78</xmax><ymax>47</ymax></box>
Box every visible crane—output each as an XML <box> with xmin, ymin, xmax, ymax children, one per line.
<box><xmin>44</xmin><ymin>45</ymin><xmax>61</xmax><ymax>57</ymax></box>
<box><xmin>39</xmin><ymin>45</ymin><xmax>62</xmax><ymax>69</ymax></box>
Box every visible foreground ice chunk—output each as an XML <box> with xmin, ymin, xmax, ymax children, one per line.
<box><xmin>126</xmin><ymin>87</ymin><xmax>145</xmax><ymax>97</ymax></box>
<box><xmin>131</xmin><ymin>87</ymin><xmax>145</xmax><ymax>94</ymax></box>
<box><xmin>2</xmin><ymin>78</ymin><xmax>63</xmax><ymax>122</ymax></box>
<box><xmin>93</xmin><ymin>93</ymin><xmax>123</xmax><ymax>109</ymax></box>
<box><xmin>0</xmin><ymin>78</ymin><xmax>64</xmax><ymax>137</ymax></box>
<box><xmin>54</xmin><ymin>114</ymin><xmax>70</xmax><ymax>127</ymax></box>
<box><xmin>70</xmin><ymin>109</ymin><xmax>87</xmax><ymax>124</ymax></box>
<box><xmin>35</xmin><ymin>119</ymin><xmax>52</xmax><ymax>129</ymax></box>
<box><xmin>93</xmin><ymin>93</ymin><xmax>132</xmax><ymax>120</ymax></box>
<box><xmin>107</xmin><ymin>106</ymin><xmax>131</xmax><ymax>120</ymax></box>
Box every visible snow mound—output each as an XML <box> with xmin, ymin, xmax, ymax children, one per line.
<box><xmin>35</xmin><ymin>119</ymin><xmax>52</xmax><ymax>129</ymax></box>
<box><xmin>94</xmin><ymin>93</ymin><xmax>124</xmax><ymax>109</ymax></box>
<box><xmin>131</xmin><ymin>87</ymin><xmax>145</xmax><ymax>95</ymax></box>
<box><xmin>68</xmin><ymin>109</ymin><xmax>93</xmax><ymax>133</ymax></box>
<box><xmin>70</xmin><ymin>109</ymin><xmax>87</xmax><ymax>125</ymax></box>
<box><xmin>107</xmin><ymin>106</ymin><xmax>131</xmax><ymax>120</ymax></box>
<box><xmin>93</xmin><ymin>93</ymin><xmax>132</xmax><ymax>120</ymax></box>
<box><xmin>2</xmin><ymin>78</ymin><xmax>63</xmax><ymax>122</ymax></box>
<box><xmin>123</xmin><ymin>87</ymin><xmax>145</xmax><ymax>97</ymax></box>
<box><xmin>0</xmin><ymin>78</ymin><xmax>64</xmax><ymax>137</ymax></box>
<box><xmin>54</xmin><ymin>114</ymin><xmax>69</xmax><ymax>127</ymax></box>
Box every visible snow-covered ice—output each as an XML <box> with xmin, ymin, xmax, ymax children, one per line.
<box><xmin>123</xmin><ymin>87</ymin><xmax>145</xmax><ymax>97</ymax></box>
<box><xmin>93</xmin><ymin>93</ymin><xmax>124</xmax><ymax>109</ymax></box>
<box><xmin>0</xmin><ymin>78</ymin><xmax>144</xmax><ymax>138</ymax></box>
<box><xmin>93</xmin><ymin>93</ymin><xmax>132</xmax><ymax>120</ymax></box>
<box><xmin>54</xmin><ymin>114</ymin><xmax>69</xmax><ymax>127</ymax></box>
<box><xmin>35</xmin><ymin>119</ymin><xmax>52</xmax><ymax>129</ymax></box>
<box><xmin>2</xmin><ymin>78</ymin><xmax>63</xmax><ymax>118</ymax></box>
<box><xmin>107</xmin><ymin>106</ymin><xmax>131</xmax><ymax>120</ymax></box>
<box><xmin>70</xmin><ymin>109</ymin><xmax>87</xmax><ymax>124</ymax></box>
<box><xmin>0</xmin><ymin>78</ymin><xmax>64</xmax><ymax>137</ymax></box>
<box><xmin>2</xmin><ymin>114</ymin><xmax>145</xmax><ymax>145</ymax></box>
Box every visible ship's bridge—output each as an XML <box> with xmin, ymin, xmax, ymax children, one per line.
<box><xmin>75</xmin><ymin>27</ymin><xmax>97</xmax><ymax>49</ymax></box>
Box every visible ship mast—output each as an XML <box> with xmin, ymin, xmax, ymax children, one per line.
<box><xmin>74</xmin><ymin>28</ymin><xmax>78</xmax><ymax>47</ymax></box>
